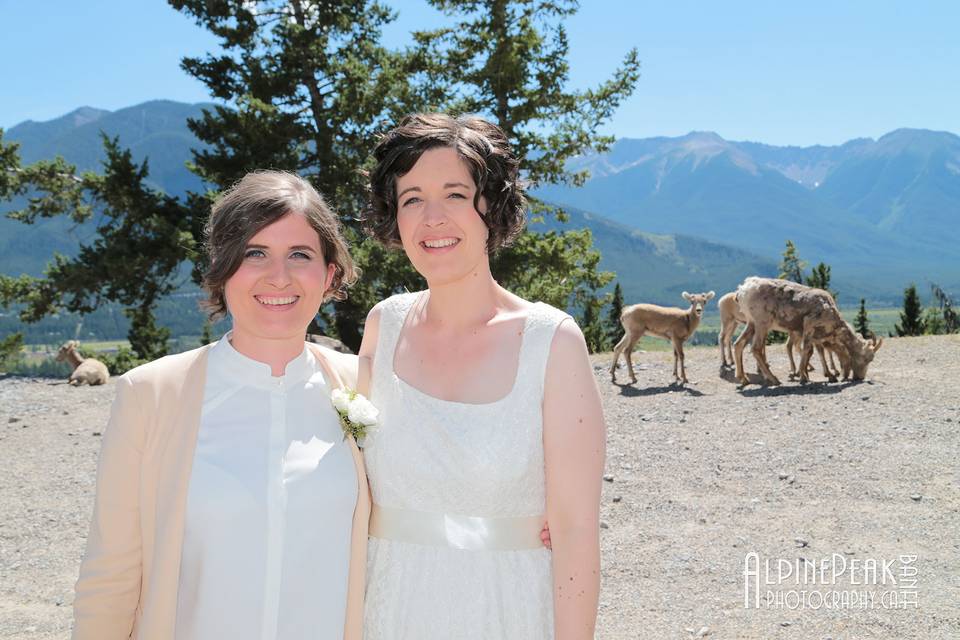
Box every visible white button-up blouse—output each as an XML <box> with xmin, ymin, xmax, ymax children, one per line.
<box><xmin>174</xmin><ymin>336</ymin><xmax>358</xmax><ymax>639</ymax></box>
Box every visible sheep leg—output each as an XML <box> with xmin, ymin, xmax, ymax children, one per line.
<box><xmin>610</xmin><ymin>332</ymin><xmax>629</xmax><ymax>381</ymax></box>
<box><xmin>797</xmin><ymin>319</ymin><xmax>819</xmax><ymax>384</ymax></box>
<box><xmin>718</xmin><ymin>326</ymin><xmax>728</xmax><ymax>368</ymax></box>
<box><xmin>826</xmin><ymin>349</ymin><xmax>840</xmax><ymax>379</ymax></box>
<box><xmin>624</xmin><ymin>333</ymin><xmax>642</xmax><ymax>383</ymax></box>
<box><xmin>719</xmin><ymin>321</ymin><xmax>734</xmax><ymax>368</ymax></box>
<box><xmin>800</xmin><ymin>345</ymin><xmax>815</xmax><ymax>383</ymax></box>
<box><xmin>734</xmin><ymin>323</ymin><xmax>755</xmax><ymax>385</ymax></box>
<box><xmin>673</xmin><ymin>336</ymin><xmax>689</xmax><ymax>384</ymax></box>
<box><xmin>816</xmin><ymin>344</ymin><xmax>837</xmax><ymax>382</ymax></box>
<box><xmin>721</xmin><ymin>321</ymin><xmax>740</xmax><ymax>368</ymax></box>
<box><xmin>751</xmin><ymin>325</ymin><xmax>781</xmax><ymax>385</ymax></box>
<box><xmin>726</xmin><ymin>329</ymin><xmax>736</xmax><ymax>367</ymax></box>
<box><xmin>797</xmin><ymin>340</ymin><xmax>816</xmax><ymax>383</ymax></box>
<box><xmin>786</xmin><ymin>332</ymin><xmax>799</xmax><ymax>378</ymax></box>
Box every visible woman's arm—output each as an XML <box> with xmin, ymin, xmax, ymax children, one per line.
<box><xmin>543</xmin><ymin>320</ymin><xmax>606</xmax><ymax>640</ymax></box>
<box><xmin>356</xmin><ymin>303</ymin><xmax>382</xmax><ymax>396</ymax></box>
<box><xmin>72</xmin><ymin>375</ymin><xmax>146</xmax><ymax>640</ymax></box>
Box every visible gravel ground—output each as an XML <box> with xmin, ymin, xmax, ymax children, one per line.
<box><xmin>1</xmin><ymin>334</ymin><xmax>958</xmax><ymax>639</ymax></box>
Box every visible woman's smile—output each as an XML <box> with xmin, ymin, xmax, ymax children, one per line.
<box><xmin>420</xmin><ymin>236</ymin><xmax>461</xmax><ymax>252</ymax></box>
<box><xmin>253</xmin><ymin>294</ymin><xmax>301</xmax><ymax>309</ymax></box>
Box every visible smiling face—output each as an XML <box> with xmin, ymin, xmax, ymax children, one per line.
<box><xmin>394</xmin><ymin>146</ymin><xmax>490</xmax><ymax>286</ymax></box>
<box><xmin>224</xmin><ymin>212</ymin><xmax>334</xmax><ymax>348</ymax></box>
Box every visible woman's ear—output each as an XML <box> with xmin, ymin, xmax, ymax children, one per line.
<box><xmin>322</xmin><ymin>264</ymin><xmax>338</xmax><ymax>301</ymax></box>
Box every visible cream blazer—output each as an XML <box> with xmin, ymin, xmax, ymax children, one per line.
<box><xmin>72</xmin><ymin>343</ymin><xmax>370</xmax><ymax>640</ymax></box>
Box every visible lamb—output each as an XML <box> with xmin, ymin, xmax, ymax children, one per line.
<box><xmin>717</xmin><ymin>291</ymin><xmax>746</xmax><ymax>368</ymax></box>
<box><xmin>733</xmin><ymin>277</ymin><xmax>881</xmax><ymax>385</ymax></box>
<box><xmin>56</xmin><ymin>340</ymin><xmax>110</xmax><ymax>386</ymax></box>
<box><xmin>719</xmin><ymin>290</ymin><xmax>843</xmax><ymax>381</ymax></box>
<box><xmin>611</xmin><ymin>291</ymin><xmax>715</xmax><ymax>384</ymax></box>
<box><xmin>785</xmin><ymin>330</ymin><xmax>842</xmax><ymax>381</ymax></box>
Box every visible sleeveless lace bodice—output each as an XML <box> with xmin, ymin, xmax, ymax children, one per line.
<box><xmin>362</xmin><ymin>291</ymin><xmax>571</xmax><ymax>640</ymax></box>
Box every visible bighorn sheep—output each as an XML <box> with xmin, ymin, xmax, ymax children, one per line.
<box><xmin>733</xmin><ymin>277</ymin><xmax>881</xmax><ymax>385</ymax></box>
<box><xmin>611</xmin><ymin>291</ymin><xmax>715</xmax><ymax>384</ymax></box>
<box><xmin>718</xmin><ymin>291</ymin><xmax>746</xmax><ymax>368</ymax></box>
<box><xmin>719</xmin><ymin>290</ymin><xmax>843</xmax><ymax>381</ymax></box>
<box><xmin>56</xmin><ymin>340</ymin><xmax>109</xmax><ymax>386</ymax></box>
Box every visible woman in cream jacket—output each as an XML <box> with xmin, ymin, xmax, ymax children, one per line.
<box><xmin>72</xmin><ymin>171</ymin><xmax>370</xmax><ymax>640</ymax></box>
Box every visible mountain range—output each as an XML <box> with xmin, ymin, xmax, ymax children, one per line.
<box><xmin>3</xmin><ymin>100</ymin><xmax>958</xmax><ymax>314</ymax></box>
<box><xmin>535</xmin><ymin>129</ymin><xmax>960</xmax><ymax>300</ymax></box>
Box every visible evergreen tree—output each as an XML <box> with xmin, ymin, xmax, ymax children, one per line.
<box><xmin>579</xmin><ymin>293</ymin><xmax>608</xmax><ymax>354</ymax></box>
<box><xmin>4</xmin><ymin>1</ymin><xmax>640</xmax><ymax>354</ymax></box>
<box><xmin>0</xmin><ymin>332</ymin><xmax>23</xmax><ymax>370</ymax></box>
<box><xmin>778</xmin><ymin>240</ymin><xmax>806</xmax><ymax>283</ymax></box>
<box><xmin>768</xmin><ymin>239</ymin><xmax>807</xmax><ymax>343</ymax></box>
<box><xmin>805</xmin><ymin>261</ymin><xmax>838</xmax><ymax>302</ymax></box>
<box><xmin>0</xmin><ymin>133</ymin><xmax>189</xmax><ymax>359</ymax></box>
<box><xmin>418</xmin><ymin>0</ymin><xmax>640</xmax><ymax>188</ymax></box>
<box><xmin>200</xmin><ymin>319</ymin><xmax>214</xmax><ymax>346</ymax></box>
<box><xmin>173</xmin><ymin>0</ymin><xmax>637</xmax><ymax>349</ymax></box>
<box><xmin>930</xmin><ymin>283</ymin><xmax>959</xmax><ymax>333</ymax></box>
<box><xmin>605</xmin><ymin>282</ymin><xmax>625</xmax><ymax>348</ymax></box>
<box><xmin>171</xmin><ymin>0</ymin><xmax>421</xmax><ymax>350</ymax></box>
<box><xmin>894</xmin><ymin>284</ymin><xmax>925</xmax><ymax>336</ymax></box>
<box><xmin>922</xmin><ymin>307</ymin><xmax>945</xmax><ymax>335</ymax></box>
<box><xmin>420</xmin><ymin>0</ymin><xmax>637</xmax><ymax>326</ymax></box>
<box><xmin>854</xmin><ymin>298</ymin><xmax>871</xmax><ymax>338</ymax></box>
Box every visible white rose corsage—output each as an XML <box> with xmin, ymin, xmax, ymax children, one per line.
<box><xmin>331</xmin><ymin>388</ymin><xmax>379</xmax><ymax>442</ymax></box>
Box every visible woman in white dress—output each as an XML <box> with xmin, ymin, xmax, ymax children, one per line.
<box><xmin>72</xmin><ymin>171</ymin><xmax>370</xmax><ymax>639</ymax></box>
<box><xmin>357</xmin><ymin>114</ymin><xmax>606</xmax><ymax>639</ymax></box>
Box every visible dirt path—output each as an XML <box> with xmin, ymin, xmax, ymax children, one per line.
<box><xmin>1</xmin><ymin>335</ymin><xmax>958</xmax><ymax>639</ymax></box>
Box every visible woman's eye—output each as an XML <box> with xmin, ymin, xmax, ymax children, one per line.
<box><xmin>244</xmin><ymin>249</ymin><xmax>265</xmax><ymax>259</ymax></box>
<box><xmin>401</xmin><ymin>196</ymin><xmax>422</xmax><ymax>207</ymax></box>
<box><xmin>447</xmin><ymin>192</ymin><xmax>467</xmax><ymax>200</ymax></box>
<box><xmin>290</xmin><ymin>251</ymin><xmax>311</xmax><ymax>260</ymax></box>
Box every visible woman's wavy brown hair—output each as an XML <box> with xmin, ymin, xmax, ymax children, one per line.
<box><xmin>201</xmin><ymin>171</ymin><xmax>358</xmax><ymax>320</ymax></box>
<box><xmin>362</xmin><ymin>113</ymin><xmax>526</xmax><ymax>253</ymax></box>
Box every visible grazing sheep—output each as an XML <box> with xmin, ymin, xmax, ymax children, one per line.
<box><xmin>56</xmin><ymin>341</ymin><xmax>109</xmax><ymax>386</ymax></box>
<box><xmin>733</xmin><ymin>277</ymin><xmax>881</xmax><ymax>385</ymax></box>
<box><xmin>719</xmin><ymin>290</ymin><xmax>842</xmax><ymax>379</ymax></box>
<box><xmin>612</xmin><ymin>291</ymin><xmax>715</xmax><ymax>384</ymax></box>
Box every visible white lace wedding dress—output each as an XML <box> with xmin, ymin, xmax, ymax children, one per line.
<box><xmin>362</xmin><ymin>292</ymin><xmax>570</xmax><ymax>640</ymax></box>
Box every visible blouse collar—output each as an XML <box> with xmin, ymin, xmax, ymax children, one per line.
<box><xmin>209</xmin><ymin>332</ymin><xmax>315</xmax><ymax>391</ymax></box>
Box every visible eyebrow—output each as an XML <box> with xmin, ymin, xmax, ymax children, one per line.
<box><xmin>397</xmin><ymin>182</ymin><xmax>473</xmax><ymax>199</ymax></box>
<box><xmin>245</xmin><ymin>243</ymin><xmax>318</xmax><ymax>252</ymax></box>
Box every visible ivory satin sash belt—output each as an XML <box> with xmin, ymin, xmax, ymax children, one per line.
<box><xmin>369</xmin><ymin>504</ymin><xmax>546</xmax><ymax>551</ymax></box>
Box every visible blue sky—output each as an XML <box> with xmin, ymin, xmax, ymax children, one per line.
<box><xmin>3</xmin><ymin>0</ymin><xmax>958</xmax><ymax>145</ymax></box>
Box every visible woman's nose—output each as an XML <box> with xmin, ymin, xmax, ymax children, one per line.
<box><xmin>422</xmin><ymin>199</ymin><xmax>447</xmax><ymax>227</ymax></box>
<box><xmin>264</xmin><ymin>258</ymin><xmax>292</xmax><ymax>287</ymax></box>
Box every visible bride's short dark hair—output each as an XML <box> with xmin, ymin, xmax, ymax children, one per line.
<box><xmin>362</xmin><ymin>113</ymin><xmax>526</xmax><ymax>252</ymax></box>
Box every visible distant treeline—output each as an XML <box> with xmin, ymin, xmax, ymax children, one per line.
<box><xmin>1</xmin><ymin>291</ymin><xmax>226</xmax><ymax>347</ymax></box>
